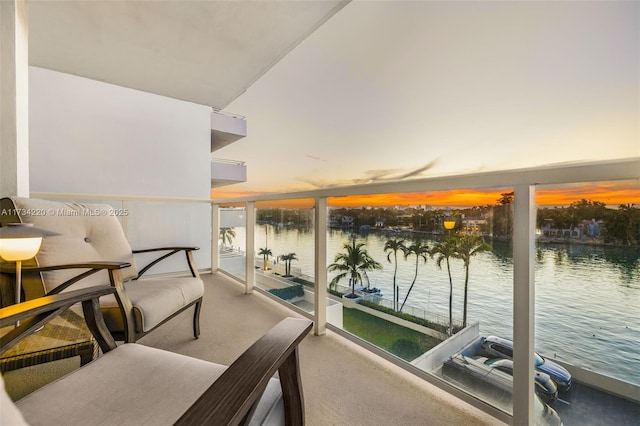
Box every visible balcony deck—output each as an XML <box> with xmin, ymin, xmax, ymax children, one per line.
<box><xmin>143</xmin><ymin>272</ymin><xmax>502</xmax><ymax>425</ymax></box>
<box><xmin>3</xmin><ymin>272</ymin><xmax>502</xmax><ymax>425</ymax></box>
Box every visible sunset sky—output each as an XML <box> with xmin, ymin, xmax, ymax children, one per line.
<box><xmin>218</xmin><ymin>181</ymin><xmax>639</xmax><ymax>210</ymax></box>
<box><xmin>213</xmin><ymin>1</ymin><xmax>639</xmax><ymax>206</ymax></box>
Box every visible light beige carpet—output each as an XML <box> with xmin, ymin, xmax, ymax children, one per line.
<box><xmin>140</xmin><ymin>273</ymin><xmax>503</xmax><ymax>426</ymax></box>
<box><xmin>4</xmin><ymin>272</ymin><xmax>504</xmax><ymax>426</ymax></box>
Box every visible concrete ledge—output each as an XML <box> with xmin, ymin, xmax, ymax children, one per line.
<box><xmin>553</xmin><ymin>359</ymin><xmax>640</xmax><ymax>403</ymax></box>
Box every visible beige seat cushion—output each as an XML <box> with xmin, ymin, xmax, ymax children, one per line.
<box><xmin>16</xmin><ymin>344</ymin><xmax>284</xmax><ymax>426</ymax></box>
<box><xmin>101</xmin><ymin>277</ymin><xmax>204</xmax><ymax>333</ymax></box>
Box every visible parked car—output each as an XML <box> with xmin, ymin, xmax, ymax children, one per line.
<box><xmin>442</xmin><ymin>354</ymin><xmax>562</xmax><ymax>426</ymax></box>
<box><xmin>476</xmin><ymin>357</ymin><xmax>558</xmax><ymax>405</ymax></box>
<box><xmin>479</xmin><ymin>336</ymin><xmax>572</xmax><ymax>392</ymax></box>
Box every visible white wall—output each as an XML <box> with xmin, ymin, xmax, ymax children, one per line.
<box><xmin>29</xmin><ymin>67</ymin><xmax>212</xmax><ymax>271</ymax></box>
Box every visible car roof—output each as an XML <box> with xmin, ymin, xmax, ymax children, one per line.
<box><xmin>484</xmin><ymin>336</ymin><xmax>513</xmax><ymax>348</ymax></box>
<box><xmin>487</xmin><ymin>358</ymin><xmax>513</xmax><ymax>368</ymax></box>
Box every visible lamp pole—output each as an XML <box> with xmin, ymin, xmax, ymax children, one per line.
<box><xmin>0</xmin><ymin>223</ymin><xmax>60</xmax><ymax>326</ymax></box>
<box><xmin>443</xmin><ymin>219</ymin><xmax>456</xmax><ymax>237</ymax></box>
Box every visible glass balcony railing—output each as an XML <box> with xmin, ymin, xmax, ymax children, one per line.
<box><xmin>32</xmin><ymin>158</ymin><xmax>639</xmax><ymax>425</ymax></box>
<box><xmin>212</xmin><ymin>158</ymin><xmax>640</xmax><ymax>425</ymax></box>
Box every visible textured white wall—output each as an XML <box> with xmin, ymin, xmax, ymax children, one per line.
<box><xmin>29</xmin><ymin>67</ymin><xmax>212</xmax><ymax>271</ymax></box>
<box><xmin>29</xmin><ymin>67</ymin><xmax>210</xmax><ymax>198</ymax></box>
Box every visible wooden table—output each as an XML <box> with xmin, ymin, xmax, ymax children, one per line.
<box><xmin>0</xmin><ymin>308</ymin><xmax>98</xmax><ymax>373</ymax></box>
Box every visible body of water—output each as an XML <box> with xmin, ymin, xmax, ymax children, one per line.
<box><xmin>227</xmin><ymin>224</ymin><xmax>640</xmax><ymax>386</ymax></box>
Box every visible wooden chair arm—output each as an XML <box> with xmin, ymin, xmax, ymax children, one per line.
<box><xmin>0</xmin><ymin>261</ymin><xmax>135</xmax><ymax>342</ymax></box>
<box><xmin>132</xmin><ymin>247</ymin><xmax>200</xmax><ymax>279</ymax></box>
<box><xmin>0</xmin><ymin>261</ymin><xmax>131</xmax><ymax>274</ymax></box>
<box><xmin>0</xmin><ymin>286</ymin><xmax>117</xmax><ymax>354</ymax></box>
<box><xmin>176</xmin><ymin>318</ymin><xmax>312</xmax><ymax>426</ymax></box>
<box><xmin>132</xmin><ymin>247</ymin><xmax>199</xmax><ymax>254</ymax></box>
<box><xmin>2</xmin><ymin>262</ymin><xmax>131</xmax><ymax>296</ymax></box>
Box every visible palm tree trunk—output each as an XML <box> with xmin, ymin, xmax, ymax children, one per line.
<box><xmin>400</xmin><ymin>257</ymin><xmax>419</xmax><ymax>312</ymax></box>
<box><xmin>447</xmin><ymin>258</ymin><xmax>453</xmax><ymax>336</ymax></box>
<box><xmin>463</xmin><ymin>262</ymin><xmax>470</xmax><ymax>328</ymax></box>
<box><xmin>393</xmin><ymin>252</ymin><xmax>398</xmax><ymax>311</ymax></box>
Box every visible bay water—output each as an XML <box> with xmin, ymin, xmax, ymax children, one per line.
<box><xmin>230</xmin><ymin>225</ymin><xmax>640</xmax><ymax>386</ymax></box>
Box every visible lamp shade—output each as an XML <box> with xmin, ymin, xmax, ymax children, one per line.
<box><xmin>0</xmin><ymin>223</ymin><xmax>59</xmax><ymax>262</ymax></box>
<box><xmin>443</xmin><ymin>220</ymin><xmax>456</xmax><ymax>230</ymax></box>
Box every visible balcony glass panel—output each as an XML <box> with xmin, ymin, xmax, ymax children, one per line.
<box><xmin>219</xmin><ymin>204</ymin><xmax>247</xmax><ymax>281</ymax></box>
<box><xmin>325</xmin><ymin>189</ymin><xmax>517</xmax><ymax>415</ymax></box>
<box><xmin>254</xmin><ymin>200</ymin><xmax>316</xmax><ymax>312</ymax></box>
<box><xmin>534</xmin><ymin>180</ymin><xmax>640</xmax><ymax>424</ymax></box>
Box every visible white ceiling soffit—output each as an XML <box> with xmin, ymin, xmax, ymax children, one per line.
<box><xmin>28</xmin><ymin>0</ymin><xmax>350</xmax><ymax>109</ymax></box>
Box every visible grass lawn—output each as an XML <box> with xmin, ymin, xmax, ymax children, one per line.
<box><xmin>343</xmin><ymin>308</ymin><xmax>443</xmax><ymax>362</ymax></box>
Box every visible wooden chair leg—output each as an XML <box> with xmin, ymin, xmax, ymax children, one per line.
<box><xmin>278</xmin><ymin>347</ymin><xmax>304</xmax><ymax>426</ymax></box>
<box><xmin>193</xmin><ymin>298</ymin><xmax>202</xmax><ymax>339</ymax></box>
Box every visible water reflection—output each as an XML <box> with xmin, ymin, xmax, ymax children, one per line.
<box><xmin>224</xmin><ymin>224</ymin><xmax>640</xmax><ymax>386</ymax></box>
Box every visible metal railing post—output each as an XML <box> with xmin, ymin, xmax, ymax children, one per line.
<box><xmin>512</xmin><ymin>184</ymin><xmax>536</xmax><ymax>425</ymax></box>
<box><xmin>211</xmin><ymin>202</ymin><xmax>219</xmax><ymax>273</ymax></box>
<box><xmin>314</xmin><ymin>197</ymin><xmax>328</xmax><ymax>336</ymax></box>
<box><xmin>245</xmin><ymin>201</ymin><xmax>255</xmax><ymax>294</ymax></box>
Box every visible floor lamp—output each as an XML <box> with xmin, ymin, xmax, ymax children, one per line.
<box><xmin>0</xmin><ymin>223</ymin><xmax>59</xmax><ymax>325</ymax></box>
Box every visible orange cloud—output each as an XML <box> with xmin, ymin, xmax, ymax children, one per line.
<box><xmin>213</xmin><ymin>181</ymin><xmax>639</xmax><ymax>209</ymax></box>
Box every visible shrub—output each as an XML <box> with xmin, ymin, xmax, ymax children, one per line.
<box><xmin>291</xmin><ymin>277</ymin><xmax>314</xmax><ymax>288</ymax></box>
<box><xmin>358</xmin><ymin>300</ymin><xmax>451</xmax><ymax>334</ymax></box>
<box><xmin>328</xmin><ymin>288</ymin><xmax>345</xmax><ymax>298</ymax></box>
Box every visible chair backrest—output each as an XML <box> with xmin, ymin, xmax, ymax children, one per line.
<box><xmin>0</xmin><ymin>197</ymin><xmax>138</xmax><ymax>294</ymax></box>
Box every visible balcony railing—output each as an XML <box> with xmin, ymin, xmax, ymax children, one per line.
<box><xmin>31</xmin><ymin>157</ymin><xmax>640</xmax><ymax>425</ymax></box>
<box><xmin>212</xmin><ymin>157</ymin><xmax>640</xmax><ymax>425</ymax></box>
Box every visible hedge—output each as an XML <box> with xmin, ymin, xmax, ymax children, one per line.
<box><xmin>358</xmin><ymin>300</ymin><xmax>455</xmax><ymax>334</ymax></box>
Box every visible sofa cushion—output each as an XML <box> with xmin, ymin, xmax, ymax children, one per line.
<box><xmin>8</xmin><ymin>197</ymin><xmax>138</xmax><ymax>292</ymax></box>
<box><xmin>16</xmin><ymin>344</ymin><xmax>284</xmax><ymax>425</ymax></box>
<box><xmin>101</xmin><ymin>277</ymin><xmax>204</xmax><ymax>333</ymax></box>
<box><xmin>1</xmin><ymin>376</ymin><xmax>29</xmax><ymax>426</ymax></box>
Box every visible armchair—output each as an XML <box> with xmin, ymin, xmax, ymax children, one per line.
<box><xmin>0</xmin><ymin>286</ymin><xmax>312</xmax><ymax>425</ymax></box>
<box><xmin>0</xmin><ymin>197</ymin><xmax>204</xmax><ymax>343</ymax></box>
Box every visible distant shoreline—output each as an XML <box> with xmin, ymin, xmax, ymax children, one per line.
<box><xmin>534</xmin><ymin>237</ymin><xmax>638</xmax><ymax>248</ymax></box>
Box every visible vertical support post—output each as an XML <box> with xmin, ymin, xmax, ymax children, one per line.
<box><xmin>512</xmin><ymin>185</ymin><xmax>536</xmax><ymax>425</ymax></box>
<box><xmin>0</xmin><ymin>0</ymin><xmax>30</xmax><ymax>197</ymax></box>
<box><xmin>14</xmin><ymin>259</ymin><xmax>22</xmax><ymax>326</ymax></box>
<box><xmin>314</xmin><ymin>197</ymin><xmax>327</xmax><ymax>336</ymax></box>
<box><xmin>211</xmin><ymin>203</ymin><xmax>219</xmax><ymax>273</ymax></box>
<box><xmin>245</xmin><ymin>201</ymin><xmax>255</xmax><ymax>294</ymax></box>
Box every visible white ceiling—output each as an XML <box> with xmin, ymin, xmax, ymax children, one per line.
<box><xmin>28</xmin><ymin>0</ymin><xmax>349</xmax><ymax>109</ymax></box>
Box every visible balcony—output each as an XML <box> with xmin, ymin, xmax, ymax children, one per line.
<box><xmin>211</xmin><ymin>158</ymin><xmax>247</xmax><ymax>188</ymax></box>
<box><xmin>2</xmin><ymin>272</ymin><xmax>498</xmax><ymax>425</ymax></box>
<box><xmin>211</xmin><ymin>109</ymin><xmax>247</xmax><ymax>153</ymax></box>
<box><xmin>14</xmin><ymin>158</ymin><xmax>640</xmax><ymax>425</ymax></box>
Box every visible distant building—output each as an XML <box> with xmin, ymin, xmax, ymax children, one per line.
<box><xmin>584</xmin><ymin>219</ymin><xmax>601</xmax><ymax>237</ymax></box>
<box><xmin>462</xmin><ymin>217</ymin><xmax>487</xmax><ymax>235</ymax></box>
<box><xmin>341</xmin><ymin>216</ymin><xmax>354</xmax><ymax>227</ymax></box>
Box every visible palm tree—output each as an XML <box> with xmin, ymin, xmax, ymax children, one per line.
<box><xmin>219</xmin><ymin>227</ymin><xmax>235</xmax><ymax>249</ymax></box>
<box><xmin>384</xmin><ymin>238</ymin><xmax>405</xmax><ymax>311</ymax></box>
<box><xmin>431</xmin><ymin>237</ymin><xmax>458</xmax><ymax>336</ymax></box>
<box><xmin>399</xmin><ymin>241</ymin><xmax>429</xmax><ymax>312</ymax></box>
<box><xmin>258</xmin><ymin>247</ymin><xmax>272</xmax><ymax>271</ymax></box>
<box><xmin>328</xmin><ymin>236</ymin><xmax>382</xmax><ymax>297</ymax></box>
<box><xmin>279</xmin><ymin>252</ymin><xmax>298</xmax><ymax>277</ymax></box>
<box><xmin>454</xmin><ymin>234</ymin><xmax>490</xmax><ymax>328</ymax></box>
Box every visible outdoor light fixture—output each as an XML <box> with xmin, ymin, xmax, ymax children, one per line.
<box><xmin>443</xmin><ymin>220</ymin><xmax>456</xmax><ymax>230</ymax></box>
<box><xmin>0</xmin><ymin>224</ymin><xmax>59</xmax><ymax>322</ymax></box>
